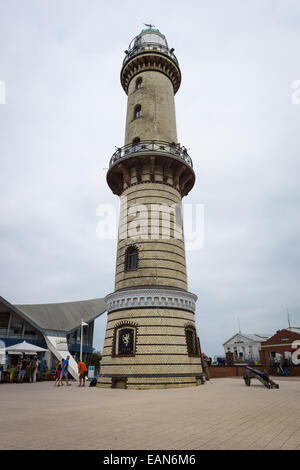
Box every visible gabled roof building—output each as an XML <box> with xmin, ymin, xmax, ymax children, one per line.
<box><xmin>223</xmin><ymin>332</ymin><xmax>270</xmax><ymax>362</ymax></box>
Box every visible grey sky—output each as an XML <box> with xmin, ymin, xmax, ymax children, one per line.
<box><xmin>0</xmin><ymin>0</ymin><xmax>299</xmax><ymax>356</ymax></box>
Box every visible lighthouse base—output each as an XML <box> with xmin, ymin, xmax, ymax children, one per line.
<box><xmin>97</xmin><ymin>289</ymin><xmax>204</xmax><ymax>389</ymax></box>
<box><xmin>97</xmin><ymin>373</ymin><xmax>205</xmax><ymax>389</ymax></box>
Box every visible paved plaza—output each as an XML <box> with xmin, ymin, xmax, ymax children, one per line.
<box><xmin>1</xmin><ymin>377</ymin><xmax>300</xmax><ymax>450</ymax></box>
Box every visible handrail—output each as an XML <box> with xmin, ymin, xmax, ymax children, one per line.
<box><xmin>109</xmin><ymin>140</ymin><xmax>193</xmax><ymax>169</ymax></box>
<box><xmin>123</xmin><ymin>42</ymin><xmax>179</xmax><ymax>66</ymax></box>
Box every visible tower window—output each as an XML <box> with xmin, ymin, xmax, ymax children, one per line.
<box><xmin>134</xmin><ymin>104</ymin><xmax>142</xmax><ymax>119</ymax></box>
<box><xmin>132</xmin><ymin>137</ymin><xmax>140</xmax><ymax>152</ymax></box>
<box><xmin>136</xmin><ymin>77</ymin><xmax>143</xmax><ymax>90</ymax></box>
<box><xmin>125</xmin><ymin>245</ymin><xmax>138</xmax><ymax>271</ymax></box>
<box><xmin>185</xmin><ymin>326</ymin><xmax>199</xmax><ymax>356</ymax></box>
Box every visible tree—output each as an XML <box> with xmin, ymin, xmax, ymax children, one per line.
<box><xmin>89</xmin><ymin>351</ymin><xmax>102</xmax><ymax>370</ymax></box>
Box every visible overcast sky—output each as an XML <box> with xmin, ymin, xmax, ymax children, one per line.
<box><xmin>0</xmin><ymin>0</ymin><xmax>299</xmax><ymax>356</ymax></box>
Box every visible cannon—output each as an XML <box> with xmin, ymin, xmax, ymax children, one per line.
<box><xmin>243</xmin><ymin>366</ymin><xmax>279</xmax><ymax>389</ymax></box>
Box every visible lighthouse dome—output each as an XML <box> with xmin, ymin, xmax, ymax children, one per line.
<box><xmin>123</xmin><ymin>27</ymin><xmax>178</xmax><ymax>66</ymax></box>
<box><xmin>132</xmin><ymin>28</ymin><xmax>168</xmax><ymax>49</ymax></box>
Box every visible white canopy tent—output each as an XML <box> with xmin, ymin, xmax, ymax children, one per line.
<box><xmin>5</xmin><ymin>341</ymin><xmax>48</xmax><ymax>354</ymax></box>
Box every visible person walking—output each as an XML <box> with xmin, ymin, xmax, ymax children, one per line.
<box><xmin>32</xmin><ymin>357</ymin><xmax>39</xmax><ymax>383</ymax></box>
<box><xmin>9</xmin><ymin>365</ymin><xmax>16</xmax><ymax>383</ymax></box>
<box><xmin>26</xmin><ymin>358</ymin><xmax>33</xmax><ymax>383</ymax></box>
<box><xmin>58</xmin><ymin>355</ymin><xmax>71</xmax><ymax>386</ymax></box>
<box><xmin>77</xmin><ymin>359</ymin><xmax>88</xmax><ymax>387</ymax></box>
<box><xmin>18</xmin><ymin>357</ymin><xmax>27</xmax><ymax>383</ymax></box>
<box><xmin>201</xmin><ymin>353</ymin><xmax>210</xmax><ymax>381</ymax></box>
<box><xmin>54</xmin><ymin>358</ymin><xmax>63</xmax><ymax>386</ymax></box>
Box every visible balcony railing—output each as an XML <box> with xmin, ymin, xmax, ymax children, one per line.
<box><xmin>109</xmin><ymin>140</ymin><xmax>193</xmax><ymax>169</ymax></box>
<box><xmin>123</xmin><ymin>42</ymin><xmax>179</xmax><ymax>66</ymax></box>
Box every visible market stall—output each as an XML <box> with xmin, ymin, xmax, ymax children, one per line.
<box><xmin>1</xmin><ymin>341</ymin><xmax>48</xmax><ymax>383</ymax></box>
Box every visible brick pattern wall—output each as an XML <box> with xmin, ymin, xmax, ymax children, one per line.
<box><xmin>209</xmin><ymin>365</ymin><xmax>300</xmax><ymax>378</ymax></box>
<box><xmin>209</xmin><ymin>366</ymin><xmax>264</xmax><ymax>378</ymax></box>
<box><xmin>98</xmin><ymin>307</ymin><xmax>203</xmax><ymax>389</ymax></box>
<box><xmin>115</xmin><ymin>181</ymin><xmax>187</xmax><ymax>291</ymax></box>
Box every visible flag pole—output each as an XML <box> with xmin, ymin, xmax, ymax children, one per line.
<box><xmin>80</xmin><ymin>318</ymin><xmax>83</xmax><ymax>362</ymax></box>
<box><xmin>287</xmin><ymin>309</ymin><xmax>291</xmax><ymax>329</ymax></box>
<box><xmin>237</xmin><ymin>315</ymin><xmax>241</xmax><ymax>334</ymax></box>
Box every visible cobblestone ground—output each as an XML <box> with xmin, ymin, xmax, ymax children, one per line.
<box><xmin>1</xmin><ymin>377</ymin><xmax>300</xmax><ymax>450</ymax></box>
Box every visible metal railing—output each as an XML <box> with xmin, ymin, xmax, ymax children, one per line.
<box><xmin>123</xmin><ymin>42</ymin><xmax>179</xmax><ymax>66</ymax></box>
<box><xmin>109</xmin><ymin>140</ymin><xmax>193</xmax><ymax>169</ymax></box>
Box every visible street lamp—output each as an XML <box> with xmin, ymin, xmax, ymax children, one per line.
<box><xmin>80</xmin><ymin>319</ymin><xmax>88</xmax><ymax>362</ymax></box>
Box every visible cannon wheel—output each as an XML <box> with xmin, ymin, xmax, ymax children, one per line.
<box><xmin>244</xmin><ymin>376</ymin><xmax>251</xmax><ymax>386</ymax></box>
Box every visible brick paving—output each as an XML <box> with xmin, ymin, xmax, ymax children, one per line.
<box><xmin>0</xmin><ymin>377</ymin><xmax>300</xmax><ymax>450</ymax></box>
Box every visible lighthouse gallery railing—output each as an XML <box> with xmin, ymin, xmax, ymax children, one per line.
<box><xmin>109</xmin><ymin>140</ymin><xmax>193</xmax><ymax>169</ymax></box>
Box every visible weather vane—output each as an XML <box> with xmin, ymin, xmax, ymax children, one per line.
<box><xmin>144</xmin><ymin>23</ymin><xmax>155</xmax><ymax>28</ymax></box>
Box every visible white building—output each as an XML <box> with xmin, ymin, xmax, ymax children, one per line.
<box><xmin>223</xmin><ymin>333</ymin><xmax>270</xmax><ymax>363</ymax></box>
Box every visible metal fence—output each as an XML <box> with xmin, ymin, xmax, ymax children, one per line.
<box><xmin>123</xmin><ymin>42</ymin><xmax>179</xmax><ymax>66</ymax></box>
<box><xmin>109</xmin><ymin>140</ymin><xmax>193</xmax><ymax>169</ymax></box>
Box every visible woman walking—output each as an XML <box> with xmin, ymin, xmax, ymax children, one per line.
<box><xmin>54</xmin><ymin>358</ymin><xmax>63</xmax><ymax>386</ymax></box>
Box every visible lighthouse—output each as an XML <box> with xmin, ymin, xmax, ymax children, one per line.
<box><xmin>98</xmin><ymin>26</ymin><xmax>204</xmax><ymax>389</ymax></box>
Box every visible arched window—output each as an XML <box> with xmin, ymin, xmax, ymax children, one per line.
<box><xmin>136</xmin><ymin>77</ymin><xmax>143</xmax><ymax>90</ymax></box>
<box><xmin>185</xmin><ymin>326</ymin><xmax>199</xmax><ymax>356</ymax></box>
<box><xmin>124</xmin><ymin>245</ymin><xmax>138</xmax><ymax>271</ymax></box>
<box><xmin>112</xmin><ymin>322</ymin><xmax>137</xmax><ymax>357</ymax></box>
<box><xmin>134</xmin><ymin>104</ymin><xmax>142</xmax><ymax>119</ymax></box>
